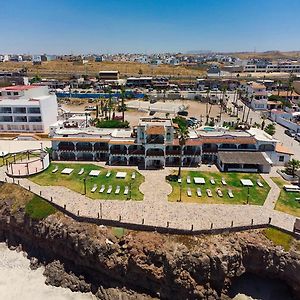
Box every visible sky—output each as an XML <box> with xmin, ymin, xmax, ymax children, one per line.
<box><xmin>1</xmin><ymin>0</ymin><xmax>300</xmax><ymax>54</ymax></box>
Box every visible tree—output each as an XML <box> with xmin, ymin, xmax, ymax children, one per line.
<box><xmin>120</xmin><ymin>86</ymin><xmax>126</xmax><ymax>122</ymax></box>
<box><xmin>175</xmin><ymin>119</ymin><xmax>189</xmax><ymax>177</ymax></box>
<box><xmin>264</xmin><ymin>123</ymin><xmax>276</xmax><ymax>136</ymax></box>
<box><xmin>287</xmin><ymin>159</ymin><xmax>300</xmax><ymax>177</ymax></box>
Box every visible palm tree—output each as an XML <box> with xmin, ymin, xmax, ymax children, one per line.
<box><xmin>108</xmin><ymin>88</ymin><xmax>112</xmax><ymax>120</ymax></box>
<box><xmin>177</xmin><ymin>124</ymin><xmax>189</xmax><ymax>178</ymax></box>
<box><xmin>287</xmin><ymin>159</ymin><xmax>300</xmax><ymax>177</ymax></box>
<box><xmin>206</xmin><ymin>88</ymin><xmax>211</xmax><ymax>125</ymax></box>
<box><xmin>120</xmin><ymin>86</ymin><xmax>126</xmax><ymax>122</ymax></box>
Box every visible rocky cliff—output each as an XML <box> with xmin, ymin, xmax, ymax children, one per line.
<box><xmin>0</xmin><ymin>183</ymin><xmax>299</xmax><ymax>300</ymax></box>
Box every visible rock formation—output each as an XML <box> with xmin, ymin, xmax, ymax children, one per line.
<box><xmin>0</xmin><ymin>183</ymin><xmax>299</xmax><ymax>299</ymax></box>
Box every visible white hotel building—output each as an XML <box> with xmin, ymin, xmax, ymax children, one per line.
<box><xmin>0</xmin><ymin>85</ymin><xmax>58</xmax><ymax>133</ymax></box>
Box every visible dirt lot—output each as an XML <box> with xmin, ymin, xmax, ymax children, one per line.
<box><xmin>0</xmin><ymin>61</ymin><xmax>204</xmax><ymax>79</ymax></box>
<box><xmin>61</xmin><ymin>98</ymin><xmax>232</xmax><ymax>126</ymax></box>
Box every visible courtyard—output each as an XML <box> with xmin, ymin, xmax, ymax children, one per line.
<box><xmin>167</xmin><ymin>170</ymin><xmax>270</xmax><ymax>205</ymax></box>
<box><xmin>29</xmin><ymin>163</ymin><xmax>144</xmax><ymax>201</ymax></box>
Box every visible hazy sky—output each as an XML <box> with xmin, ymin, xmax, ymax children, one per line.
<box><xmin>1</xmin><ymin>0</ymin><xmax>300</xmax><ymax>54</ymax></box>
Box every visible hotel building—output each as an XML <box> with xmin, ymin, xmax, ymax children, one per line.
<box><xmin>0</xmin><ymin>85</ymin><xmax>58</xmax><ymax>133</ymax></box>
<box><xmin>50</xmin><ymin>117</ymin><xmax>292</xmax><ymax>173</ymax></box>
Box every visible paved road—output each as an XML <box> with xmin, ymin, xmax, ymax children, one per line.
<box><xmin>0</xmin><ymin>166</ymin><xmax>297</xmax><ymax>234</ymax></box>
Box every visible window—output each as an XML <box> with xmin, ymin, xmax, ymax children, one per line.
<box><xmin>27</xmin><ymin>107</ymin><xmax>41</xmax><ymax>114</ymax></box>
<box><xmin>14</xmin><ymin>116</ymin><xmax>27</xmax><ymax>122</ymax></box>
<box><xmin>7</xmin><ymin>92</ymin><xmax>11</xmax><ymax>95</ymax></box>
<box><xmin>13</xmin><ymin>107</ymin><xmax>26</xmax><ymax>114</ymax></box>
<box><xmin>0</xmin><ymin>107</ymin><xmax>12</xmax><ymax>114</ymax></box>
<box><xmin>0</xmin><ymin>116</ymin><xmax>13</xmax><ymax>122</ymax></box>
<box><xmin>28</xmin><ymin>116</ymin><xmax>42</xmax><ymax>122</ymax></box>
<box><xmin>13</xmin><ymin>92</ymin><xmax>18</xmax><ymax>96</ymax></box>
<box><xmin>279</xmin><ymin>156</ymin><xmax>284</xmax><ymax>162</ymax></box>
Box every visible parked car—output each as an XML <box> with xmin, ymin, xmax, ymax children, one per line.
<box><xmin>284</xmin><ymin>129</ymin><xmax>296</xmax><ymax>138</ymax></box>
<box><xmin>178</xmin><ymin>110</ymin><xmax>188</xmax><ymax>116</ymax></box>
<box><xmin>295</xmin><ymin>133</ymin><xmax>300</xmax><ymax>142</ymax></box>
<box><xmin>189</xmin><ymin>117</ymin><xmax>199</xmax><ymax>123</ymax></box>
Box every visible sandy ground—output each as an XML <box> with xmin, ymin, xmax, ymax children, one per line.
<box><xmin>0</xmin><ymin>243</ymin><xmax>94</xmax><ymax>300</ymax></box>
<box><xmin>61</xmin><ymin>98</ymin><xmax>234</xmax><ymax>127</ymax></box>
<box><xmin>0</xmin><ymin>140</ymin><xmax>51</xmax><ymax>154</ymax></box>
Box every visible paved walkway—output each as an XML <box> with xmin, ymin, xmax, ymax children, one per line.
<box><xmin>0</xmin><ymin>166</ymin><xmax>297</xmax><ymax>234</ymax></box>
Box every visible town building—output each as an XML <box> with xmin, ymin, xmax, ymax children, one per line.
<box><xmin>50</xmin><ymin>117</ymin><xmax>291</xmax><ymax>173</ymax></box>
<box><xmin>0</xmin><ymin>85</ymin><xmax>58</xmax><ymax>133</ymax></box>
<box><xmin>244</xmin><ymin>82</ymin><xmax>268</xmax><ymax>110</ymax></box>
<box><xmin>98</xmin><ymin>71</ymin><xmax>120</xmax><ymax>81</ymax></box>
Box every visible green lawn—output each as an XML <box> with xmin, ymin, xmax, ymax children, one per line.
<box><xmin>29</xmin><ymin>163</ymin><xmax>144</xmax><ymax>201</ymax></box>
<box><xmin>167</xmin><ymin>170</ymin><xmax>270</xmax><ymax>205</ymax></box>
<box><xmin>272</xmin><ymin>177</ymin><xmax>300</xmax><ymax>217</ymax></box>
<box><xmin>264</xmin><ymin>228</ymin><xmax>293</xmax><ymax>251</ymax></box>
<box><xmin>25</xmin><ymin>194</ymin><xmax>57</xmax><ymax>220</ymax></box>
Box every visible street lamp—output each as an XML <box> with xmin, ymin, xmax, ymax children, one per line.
<box><xmin>83</xmin><ymin>177</ymin><xmax>87</xmax><ymax>195</ymax></box>
<box><xmin>178</xmin><ymin>178</ymin><xmax>182</xmax><ymax>202</ymax></box>
<box><xmin>247</xmin><ymin>186</ymin><xmax>250</xmax><ymax>204</ymax></box>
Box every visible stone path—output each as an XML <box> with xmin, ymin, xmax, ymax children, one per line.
<box><xmin>261</xmin><ymin>174</ymin><xmax>281</xmax><ymax>210</ymax></box>
<box><xmin>0</xmin><ymin>166</ymin><xmax>297</xmax><ymax>234</ymax></box>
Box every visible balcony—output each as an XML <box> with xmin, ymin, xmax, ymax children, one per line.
<box><xmin>128</xmin><ymin>149</ymin><xmax>145</xmax><ymax>155</ymax></box>
<box><xmin>58</xmin><ymin>145</ymin><xmax>75</xmax><ymax>151</ymax></box>
<box><xmin>94</xmin><ymin>146</ymin><xmax>109</xmax><ymax>152</ymax></box>
<box><xmin>183</xmin><ymin>150</ymin><xmax>201</xmax><ymax>155</ymax></box>
<box><xmin>166</xmin><ymin>150</ymin><xmax>181</xmax><ymax>156</ymax></box>
<box><xmin>146</xmin><ymin>149</ymin><xmax>164</xmax><ymax>156</ymax></box>
<box><xmin>110</xmin><ymin>149</ymin><xmax>127</xmax><ymax>155</ymax></box>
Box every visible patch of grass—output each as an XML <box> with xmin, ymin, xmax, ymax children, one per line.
<box><xmin>167</xmin><ymin>170</ymin><xmax>270</xmax><ymax>205</ymax></box>
<box><xmin>112</xmin><ymin>227</ymin><xmax>126</xmax><ymax>239</ymax></box>
<box><xmin>264</xmin><ymin>228</ymin><xmax>293</xmax><ymax>251</ymax></box>
<box><xmin>95</xmin><ymin>119</ymin><xmax>129</xmax><ymax>128</ymax></box>
<box><xmin>0</xmin><ymin>152</ymin><xmax>40</xmax><ymax>167</ymax></box>
<box><xmin>272</xmin><ymin>177</ymin><xmax>300</xmax><ymax>217</ymax></box>
<box><xmin>30</xmin><ymin>163</ymin><xmax>144</xmax><ymax>201</ymax></box>
<box><xmin>25</xmin><ymin>195</ymin><xmax>57</xmax><ymax>220</ymax></box>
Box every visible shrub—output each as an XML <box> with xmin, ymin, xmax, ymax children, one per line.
<box><xmin>96</xmin><ymin>119</ymin><xmax>130</xmax><ymax>128</ymax></box>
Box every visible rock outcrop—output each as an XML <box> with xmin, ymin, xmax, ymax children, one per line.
<box><xmin>0</xmin><ymin>184</ymin><xmax>299</xmax><ymax>299</ymax></box>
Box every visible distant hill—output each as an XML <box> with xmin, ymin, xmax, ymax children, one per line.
<box><xmin>185</xmin><ymin>50</ymin><xmax>212</xmax><ymax>54</ymax></box>
<box><xmin>226</xmin><ymin>50</ymin><xmax>300</xmax><ymax>60</ymax></box>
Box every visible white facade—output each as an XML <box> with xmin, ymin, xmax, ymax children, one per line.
<box><xmin>0</xmin><ymin>85</ymin><xmax>58</xmax><ymax>133</ymax></box>
<box><xmin>245</xmin><ymin>82</ymin><xmax>268</xmax><ymax>110</ymax></box>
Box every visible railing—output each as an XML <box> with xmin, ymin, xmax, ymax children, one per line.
<box><xmin>76</xmin><ymin>147</ymin><xmax>93</xmax><ymax>152</ymax></box>
<box><xmin>166</xmin><ymin>150</ymin><xmax>181</xmax><ymax>155</ymax></box>
<box><xmin>128</xmin><ymin>150</ymin><xmax>145</xmax><ymax>155</ymax></box>
<box><xmin>58</xmin><ymin>146</ymin><xmax>75</xmax><ymax>151</ymax></box>
<box><xmin>146</xmin><ymin>150</ymin><xmax>164</xmax><ymax>156</ymax></box>
<box><xmin>110</xmin><ymin>149</ymin><xmax>127</xmax><ymax>155</ymax></box>
<box><xmin>183</xmin><ymin>150</ymin><xmax>201</xmax><ymax>155</ymax></box>
<box><xmin>94</xmin><ymin>146</ymin><xmax>109</xmax><ymax>151</ymax></box>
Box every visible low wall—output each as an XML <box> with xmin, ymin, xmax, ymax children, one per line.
<box><xmin>3</xmin><ymin>178</ymin><xmax>299</xmax><ymax>238</ymax></box>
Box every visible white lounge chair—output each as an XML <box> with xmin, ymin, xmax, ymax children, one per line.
<box><xmin>196</xmin><ymin>188</ymin><xmax>202</xmax><ymax>197</ymax></box>
<box><xmin>107</xmin><ymin>185</ymin><xmax>112</xmax><ymax>194</ymax></box>
<box><xmin>210</xmin><ymin>178</ymin><xmax>216</xmax><ymax>185</ymax></box>
<box><xmin>99</xmin><ymin>184</ymin><xmax>105</xmax><ymax>193</ymax></box>
<box><xmin>115</xmin><ymin>185</ymin><xmax>120</xmax><ymax>194</ymax></box>
<box><xmin>228</xmin><ymin>189</ymin><xmax>234</xmax><ymax>198</ymax></box>
<box><xmin>106</xmin><ymin>171</ymin><xmax>111</xmax><ymax>178</ymax></box>
<box><xmin>78</xmin><ymin>168</ymin><xmax>84</xmax><ymax>175</ymax></box>
<box><xmin>257</xmin><ymin>179</ymin><xmax>263</xmax><ymax>187</ymax></box>
<box><xmin>124</xmin><ymin>186</ymin><xmax>129</xmax><ymax>195</ymax></box>
<box><xmin>52</xmin><ymin>166</ymin><xmax>58</xmax><ymax>173</ymax></box>
<box><xmin>221</xmin><ymin>178</ymin><xmax>227</xmax><ymax>185</ymax></box>
<box><xmin>178</xmin><ymin>177</ymin><xmax>182</xmax><ymax>183</ymax></box>
<box><xmin>187</xmin><ymin>176</ymin><xmax>191</xmax><ymax>184</ymax></box>
<box><xmin>91</xmin><ymin>184</ymin><xmax>97</xmax><ymax>193</ymax></box>
<box><xmin>217</xmin><ymin>188</ymin><xmax>223</xmax><ymax>197</ymax></box>
<box><xmin>187</xmin><ymin>188</ymin><xmax>192</xmax><ymax>197</ymax></box>
<box><xmin>206</xmin><ymin>189</ymin><xmax>212</xmax><ymax>197</ymax></box>
<box><xmin>131</xmin><ymin>172</ymin><xmax>136</xmax><ymax>180</ymax></box>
